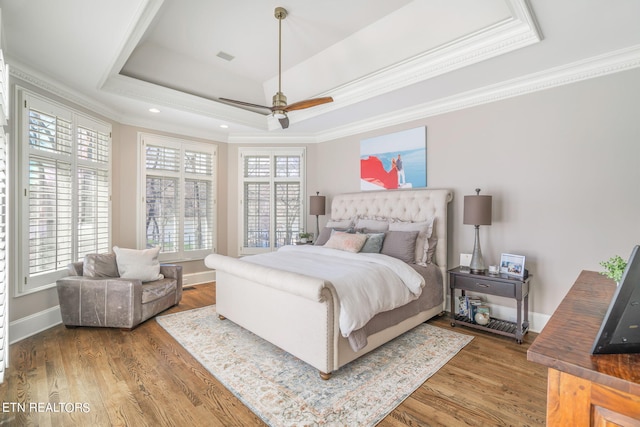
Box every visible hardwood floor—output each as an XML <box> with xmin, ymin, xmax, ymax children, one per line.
<box><xmin>0</xmin><ymin>283</ymin><xmax>547</xmax><ymax>426</ymax></box>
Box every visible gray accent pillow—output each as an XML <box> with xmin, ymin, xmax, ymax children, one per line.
<box><xmin>381</xmin><ymin>231</ymin><xmax>419</xmax><ymax>263</ymax></box>
<box><xmin>359</xmin><ymin>233</ymin><xmax>386</xmax><ymax>253</ymax></box>
<box><xmin>388</xmin><ymin>217</ymin><xmax>434</xmax><ymax>265</ymax></box>
<box><xmin>83</xmin><ymin>253</ymin><xmax>119</xmax><ymax>278</ymax></box>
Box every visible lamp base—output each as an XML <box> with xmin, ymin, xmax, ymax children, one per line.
<box><xmin>469</xmin><ymin>225</ymin><xmax>486</xmax><ymax>274</ymax></box>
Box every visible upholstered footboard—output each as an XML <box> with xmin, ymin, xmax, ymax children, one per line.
<box><xmin>206</xmin><ymin>254</ymin><xmax>443</xmax><ymax>379</ymax></box>
<box><xmin>206</xmin><ymin>254</ymin><xmax>341</xmax><ymax>378</ymax></box>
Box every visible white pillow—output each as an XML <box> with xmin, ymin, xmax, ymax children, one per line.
<box><xmin>113</xmin><ymin>246</ymin><xmax>164</xmax><ymax>282</ymax></box>
<box><xmin>388</xmin><ymin>218</ymin><xmax>435</xmax><ymax>265</ymax></box>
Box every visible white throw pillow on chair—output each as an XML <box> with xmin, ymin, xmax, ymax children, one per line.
<box><xmin>113</xmin><ymin>246</ymin><xmax>164</xmax><ymax>282</ymax></box>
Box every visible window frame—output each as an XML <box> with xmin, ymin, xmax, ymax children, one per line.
<box><xmin>138</xmin><ymin>132</ymin><xmax>217</xmax><ymax>262</ymax></box>
<box><xmin>0</xmin><ymin>50</ymin><xmax>8</xmax><ymax>381</ymax></box>
<box><xmin>17</xmin><ymin>89</ymin><xmax>112</xmax><ymax>295</ymax></box>
<box><xmin>238</xmin><ymin>147</ymin><xmax>306</xmax><ymax>255</ymax></box>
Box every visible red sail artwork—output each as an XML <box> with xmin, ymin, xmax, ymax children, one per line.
<box><xmin>360</xmin><ymin>156</ymin><xmax>398</xmax><ymax>190</ymax></box>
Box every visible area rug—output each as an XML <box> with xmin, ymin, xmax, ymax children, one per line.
<box><xmin>156</xmin><ymin>306</ymin><xmax>473</xmax><ymax>426</ymax></box>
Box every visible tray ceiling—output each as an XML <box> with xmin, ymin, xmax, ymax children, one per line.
<box><xmin>2</xmin><ymin>0</ymin><xmax>640</xmax><ymax>141</ymax></box>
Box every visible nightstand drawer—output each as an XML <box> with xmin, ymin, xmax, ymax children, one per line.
<box><xmin>452</xmin><ymin>275</ymin><xmax>516</xmax><ymax>298</ymax></box>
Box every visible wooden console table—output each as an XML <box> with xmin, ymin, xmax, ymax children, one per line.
<box><xmin>527</xmin><ymin>270</ymin><xmax>640</xmax><ymax>426</ymax></box>
<box><xmin>449</xmin><ymin>267</ymin><xmax>530</xmax><ymax>343</ymax></box>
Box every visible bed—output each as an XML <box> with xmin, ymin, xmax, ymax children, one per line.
<box><xmin>204</xmin><ymin>188</ymin><xmax>453</xmax><ymax>379</ymax></box>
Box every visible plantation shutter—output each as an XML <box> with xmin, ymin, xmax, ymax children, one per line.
<box><xmin>184</xmin><ymin>150</ymin><xmax>213</xmax><ymax>252</ymax></box>
<box><xmin>0</xmin><ymin>49</ymin><xmax>8</xmax><ymax>382</ymax></box>
<box><xmin>0</xmin><ymin>114</ymin><xmax>7</xmax><ymax>383</ymax></box>
<box><xmin>76</xmin><ymin>124</ymin><xmax>111</xmax><ymax>259</ymax></box>
<box><xmin>240</xmin><ymin>149</ymin><xmax>305</xmax><ymax>254</ymax></box>
<box><xmin>146</xmin><ymin>144</ymin><xmax>180</xmax><ymax>254</ymax></box>
<box><xmin>27</xmin><ymin>106</ymin><xmax>74</xmax><ymax>286</ymax></box>
<box><xmin>19</xmin><ymin>90</ymin><xmax>112</xmax><ymax>294</ymax></box>
<box><xmin>243</xmin><ymin>155</ymin><xmax>271</xmax><ymax>249</ymax></box>
<box><xmin>274</xmin><ymin>182</ymin><xmax>301</xmax><ymax>247</ymax></box>
<box><xmin>141</xmin><ymin>135</ymin><xmax>217</xmax><ymax>260</ymax></box>
<box><xmin>274</xmin><ymin>155</ymin><xmax>301</xmax><ymax>247</ymax></box>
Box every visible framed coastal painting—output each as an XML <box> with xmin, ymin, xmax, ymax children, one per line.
<box><xmin>360</xmin><ymin>127</ymin><xmax>427</xmax><ymax>191</ymax></box>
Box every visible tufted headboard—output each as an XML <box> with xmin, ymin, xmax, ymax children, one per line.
<box><xmin>330</xmin><ymin>188</ymin><xmax>453</xmax><ymax>287</ymax></box>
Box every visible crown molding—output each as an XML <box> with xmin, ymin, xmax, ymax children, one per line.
<box><xmin>9</xmin><ymin>59</ymin><xmax>123</xmax><ymax>123</ymax></box>
<box><xmin>8</xmin><ymin>39</ymin><xmax>640</xmax><ymax>147</ymax></box>
<box><xmin>227</xmin><ymin>133</ymin><xmax>319</xmax><ymax>145</ymax></box>
<box><xmin>227</xmin><ymin>43</ymin><xmax>640</xmax><ymax>144</ymax></box>
<box><xmin>289</xmin><ymin>0</ymin><xmax>541</xmax><ymax>126</ymax></box>
<box><xmin>313</xmin><ymin>43</ymin><xmax>640</xmax><ymax>143</ymax></box>
<box><xmin>117</xmin><ymin>114</ymin><xmax>230</xmax><ymax>143</ymax></box>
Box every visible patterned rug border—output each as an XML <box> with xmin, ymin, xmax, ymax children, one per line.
<box><xmin>157</xmin><ymin>305</ymin><xmax>473</xmax><ymax>426</ymax></box>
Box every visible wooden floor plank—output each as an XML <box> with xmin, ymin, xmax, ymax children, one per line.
<box><xmin>0</xmin><ymin>283</ymin><xmax>546</xmax><ymax>426</ymax></box>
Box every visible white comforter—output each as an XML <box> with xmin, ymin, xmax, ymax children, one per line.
<box><xmin>242</xmin><ymin>245</ymin><xmax>424</xmax><ymax>337</ymax></box>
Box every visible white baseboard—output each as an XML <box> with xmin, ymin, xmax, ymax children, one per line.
<box><xmin>9</xmin><ymin>270</ymin><xmax>218</xmax><ymax>344</ymax></box>
<box><xmin>183</xmin><ymin>270</ymin><xmax>216</xmax><ymax>286</ymax></box>
<box><xmin>445</xmin><ymin>295</ymin><xmax>550</xmax><ymax>333</ymax></box>
<box><xmin>487</xmin><ymin>303</ymin><xmax>550</xmax><ymax>333</ymax></box>
<box><xmin>10</xmin><ymin>305</ymin><xmax>62</xmax><ymax>345</ymax></box>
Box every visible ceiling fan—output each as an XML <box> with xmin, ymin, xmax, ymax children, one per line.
<box><xmin>219</xmin><ymin>7</ymin><xmax>333</xmax><ymax>129</ymax></box>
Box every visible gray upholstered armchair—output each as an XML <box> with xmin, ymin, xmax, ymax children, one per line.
<box><xmin>56</xmin><ymin>256</ymin><xmax>183</xmax><ymax>329</ymax></box>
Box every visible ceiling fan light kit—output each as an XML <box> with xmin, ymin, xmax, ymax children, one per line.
<box><xmin>219</xmin><ymin>6</ymin><xmax>333</xmax><ymax>129</ymax></box>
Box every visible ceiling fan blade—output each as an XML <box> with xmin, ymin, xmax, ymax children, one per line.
<box><xmin>284</xmin><ymin>97</ymin><xmax>334</xmax><ymax>112</ymax></box>
<box><xmin>219</xmin><ymin>97</ymin><xmax>273</xmax><ymax>111</ymax></box>
<box><xmin>278</xmin><ymin>116</ymin><xmax>290</xmax><ymax>129</ymax></box>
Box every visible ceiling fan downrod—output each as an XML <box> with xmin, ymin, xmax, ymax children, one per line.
<box><xmin>218</xmin><ymin>6</ymin><xmax>333</xmax><ymax>130</ymax></box>
<box><xmin>272</xmin><ymin>7</ymin><xmax>288</xmax><ymax>119</ymax></box>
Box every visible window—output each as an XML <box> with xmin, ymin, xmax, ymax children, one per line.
<box><xmin>18</xmin><ymin>90</ymin><xmax>111</xmax><ymax>294</ymax></box>
<box><xmin>239</xmin><ymin>148</ymin><xmax>305</xmax><ymax>255</ymax></box>
<box><xmin>139</xmin><ymin>133</ymin><xmax>216</xmax><ymax>261</ymax></box>
<box><xmin>0</xmin><ymin>58</ymin><xmax>7</xmax><ymax>381</ymax></box>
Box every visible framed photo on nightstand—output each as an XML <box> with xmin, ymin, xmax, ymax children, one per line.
<box><xmin>500</xmin><ymin>253</ymin><xmax>525</xmax><ymax>277</ymax></box>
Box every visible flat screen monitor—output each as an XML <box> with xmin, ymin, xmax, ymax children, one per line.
<box><xmin>591</xmin><ymin>245</ymin><xmax>640</xmax><ymax>354</ymax></box>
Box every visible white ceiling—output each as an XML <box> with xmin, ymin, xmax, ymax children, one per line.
<box><xmin>1</xmin><ymin>0</ymin><xmax>640</xmax><ymax>142</ymax></box>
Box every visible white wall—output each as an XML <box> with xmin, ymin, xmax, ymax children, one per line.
<box><xmin>315</xmin><ymin>68</ymin><xmax>640</xmax><ymax>322</ymax></box>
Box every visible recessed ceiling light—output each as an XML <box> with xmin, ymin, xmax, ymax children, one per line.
<box><xmin>220</xmin><ymin>124</ymin><xmax>229</xmax><ymax>129</ymax></box>
<box><xmin>149</xmin><ymin>108</ymin><xmax>161</xmax><ymax>113</ymax></box>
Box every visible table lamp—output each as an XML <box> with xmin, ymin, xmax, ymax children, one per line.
<box><xmin>463</xmin><ymin>188</ymin><xmax>492</xmax><ymax>274</ymax></box>
<box><xmin>309</xmin><ymin>192</ymin><xmax>326</xmax><ymax>241</ymax></box>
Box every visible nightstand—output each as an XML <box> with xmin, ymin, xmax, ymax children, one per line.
<box><xmin>448</xmin><ymin>266</ymin><xmax>531</xmax><ymax>343</ymax></box>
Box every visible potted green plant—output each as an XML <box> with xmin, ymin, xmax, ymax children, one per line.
<box><xmin>299</xmin><ymin>232</ymin><xmax>312</xmax><ymax>243</ymax></box>
<box><xmin>599</xmin><ymin>255</ymin><xmax>627</xmax><ymax>285</ymax></box>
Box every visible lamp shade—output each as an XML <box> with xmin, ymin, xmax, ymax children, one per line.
<box><xmin>463</xmin><ymin>195</ymin><xmax>492</xmax><ymax>226</ymax></box>
<box><xmin>310</xmin><ymin>194</ymin><xmax>326</xmax><ymax>216</ymax></box>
